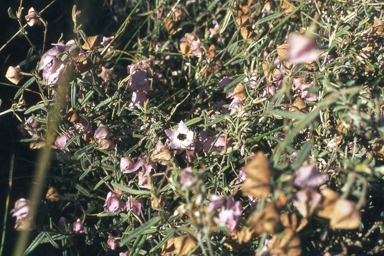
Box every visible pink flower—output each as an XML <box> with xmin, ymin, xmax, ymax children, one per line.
<box><xmin>120</xmin><ymin>157</ymin><xmax>135</xmax><ymax>173</ymax></box>
<box><xmin>94</xmin><ymin>123</ymin><xmax>110</xmax><ymax>142</ymax></box>
<box><xmin>287</xmin><ymin>33</ymin><xmax>319</xmax><ymax>64</ymax></box>
<box><xmin>185</xmin><ymin>33</ymin><xmax>203</xmax><ymax>57</ymax></box>
<box><xmin>106</xmin><ymin>234</ymin><xmax>120</xmax><ymax>250</ymax></box>
<box><xmin>103</xmin><ymin>192</ymin><xmax>124</xmax><ymax>213</ymax></box>
<box><xmin>138</xmin><ymin>170</ymin><xmax>150</xmax><ymax>189</ymax></box>
<box><xmin>134</xmin><ymin>156</ymin><xmax>158</xmax><ymax>173</ymax></box>
<box><xmin>25</xmin><ymin>116</ymin><xmax>39</xmax><ymax>136</ymax></box>
<box><xmin>55</xmin><ymin>135</ymin><xmax>71</xmax><ymax>153</ymax></box>
<box><xmin>293</xmin><ymin>78</ymin><xmax>317</xmax><ymax>101</ymax></box>
<box><xmin>243</xmin><ymin>71</ymin><xmax>258</xmax><ymax>89</ymax></box>
<box><xmin>294</xmin><ymin>163</ymin><xmax>327</xmax><ymax>188</ymax></box>
<box><xmin>223</xmin><ymin>97</ymin><xmax>242</xmax><ymax>116</ymax></box>
<box><xmin>72</xmin><ymin>219</ymin><xmax>84</xmax><ymax>233</ymax></box>
<box><xmin>218</xmin><ymin>198</ymin><xmax>242</xmax><ymax>232</ymax></box>
<box><xmin>202</xmin><ymin>133</ymin><xmax>228</xmax><ymax>153</ymax></box>
<box><xmin>10</xmin><ymin>198</ymin><xmax>30</xmax><ymax>221</ymax></box>
<box><xmin>165</xmin><ymin>121</ymin><xmax>194</xmax><ymax>150</ymax></box>
<box><xmin>234</xmin><ymin>168</ymin><xmax>246</xmax><ymax>185</ymax></box>
<box><xmin>128</xmin><ymin>70</ymin><xmax>150</xmax><ymax>91</ymax></box>
<box><xmin>209</xmin><ymin>24</ymin><xmax>220</xmax><ymax>38</ymax></box>
<box><xmin>129</xmin><ymin>92</ymin><xmax>148</xmax><ymax>109</ymax></box>
<box><xmin>293</xmin><ymin>189</ymin><xmax>322</xmax><ymax>218</ymax></box>
<box><xmin>207</xmin><ymin>196</ymin><xmax>226</xmax><ymax>213</ymax></box>
<box><xmin>178</xmin><ymin>167</ymin><xmax>193</xmax><ymax>185</ymax></box>
<box><xmin>126</xmin><ymin>196</ymin><xmax>144</xmax><ymax>216</ymax></box>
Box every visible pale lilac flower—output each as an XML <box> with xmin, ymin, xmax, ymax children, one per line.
<box><xmin>100</xmin><ymin>36</ymin><xmax>114</xmax><ymax>47</ymax></box>
<box><xmin>106</xmin><ymin>234</ymin><xmax>120</xmax><ymax>250</ymax></box>
<box><xmin>165</xmin><ymin>121</ymin><xmax>194</xmax><ymax>150</ymax></box>
<box><xmin>25</xmin><ymin>116</ymin><xmax>39</xmax><ymax>135</ymax></box>
<box><xmin>243</xmin><ymin>71</ymin><xmax>258</xmax><ymax>89</ymax></box>
<box><xmin>207</xmin><ymin>196</ymin><xmax>226</xmax><ymax>213</ymax></box>
<box><xmin>98</xmin><ymin>66</ymin><xmax>114</xmax><ymax>82</ymax></box>
<box><xmin>73</xmin><ymin>219</ymin><xmax>84</xmax><ymax>233</ymax></box>
<box><xmin>10</xmin><ymin>198</ymin><xmax>30</xmax><ymax>221</ymax></box>
<box><xmin>55</xmin><ymin>135</ymin><xmax>71</xmax><ymax>153</ymax></box>
<box><xmin>42</xmin><ymin>58</ymin><xmax>65</xmax><ymax>87</ymax></box>
<box><xmin>209</xmin><ymin>24</ymin><xmax>220</xmax><ymax>38</ymax></box>
<box><xmin>94</xmin><ymin>123</ymin><xmax>110</xmax><ymax>142</ymax></box>
<box><xmin>178</xmin><ymin>167</ymin><xmax>193</xmax><ymax>185</ymax></box>
<box><xmin>223</xmin><ymin>97</ymin><xmax>242</xmax><ymax>115</ymax></box>
<box><xmin>129</xmin><ymin>92</ymin><xmax>148</xmax><ymax>109</ymax></box>
<box><xmin>134</xmin><ymin>156</ymin><xmax>158</xmax><ymax>173</ymax></box>
<box><xmin>103</xmin><ymin>192</ymin><xmax>124</xmax><ymax>213</ymax></box>
<box><xmin>25</xmin><ymin>8</ymin><xmax>41</xmax><ymax>26</ymax></box>
<box><xmin>185</xmin><ymin>33</ymin><xmax>203</xmax><ymax>57</ymax></box>
<box><xmin>293</xmin><ymin>189</ymin><xmax>322</xmax><ymax>218</ymax></box>
<box><xmin>218</xmin><ymin>198</ymin><xmax>242</xmax><ymax>232</ymax></box>
<box><xmin>218</xmin><ymin>76</ymin><xmax>233</xmax><ymax>89</ymax></box>
<box><xmin>128</xmin><ymin>70</ymin><xmax>150</xmax><ymax>91</ymax></box>
<box><xmin>120</xmin><ymin>157</ymin><xmax>135</xmax><ymax>173</ymax></box>
<box><xmin>138</xmin><ymin>170</ymin><xmax>151</xmax><ymax>189</ymax></box>
<box><xmin>287</xmin><ymin>33</ymin><xmax>319</xmax><ymax>64</ymax></box>
<box><xmin>294</xmin><ymin>163</ymin><xmax>327</xmax><ymax>188</ymax></box>
<box><xmin>293</xmin><ymin>78</ymin><xmax>317</xmax><ymax>101</ymax></box>
<box><xmin>126</xmin><ymin>196</ymin><xmax>144</xmax><ymax>216</ymax></box>
<box><xmin>259</xmin><ymin>84</ymin><xmax>276</xmax><ymax>98</ymax></box>
<box><xmin>202</xmin><ymin>133</ymin><xmax>228</xmax><ymax>153</ymax></box>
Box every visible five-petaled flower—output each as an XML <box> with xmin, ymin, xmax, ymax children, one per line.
<box><xmin>165</xmin><ymin>121</ymin><xmax>194</xmax><ymax>150</ymax></box>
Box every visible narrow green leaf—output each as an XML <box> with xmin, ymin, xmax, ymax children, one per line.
<box><xmin>24</xmin><ymin>232</ymin><xmax>46</xmax><ymax>255</ymax></box>
<box><xmin>291</xmin><ymin>142</ymin><xmax>312</xmax><ymax>170</ymax></box>
<box><xmin>121</xmin><ymin>216</ymin><xmax>161</xmax><ymax>246</ymax></box>
<box><xmin>14</xmin><ymin>77</ymin><xmax>36</xmax><ymax>100</ymax></box>
<box><xmin>149</xmin><ymin>230</ymin><xmax>175</xmax><ymax>253</ymax></box>
<box><xmin>80</xmin><ymin>90</ymin><xmax>94</xmax><ymax>106</ymax></box>
<box><xmin>94</xmin><ymin>92</ymin><xmax>118</xmax><ymax>111</ymax></box>
<box><xmin>112</xmin><ymin>183</ymin><xmax>152</xmax><ymax>195</ymax></box>
<box><xmin>25</xmin><ymin>47</ymin><xmax>34</xmax><ymax>70</ymax></box>
<box><xmin>93</xmin><ymin>175</ymin><xmax>111</xmax><ymax>190</ymax></box>
<box><xmin>129</xmin><ymin>234</ymin><xmax>147</xmax><ymax>256</ymax></box>
<box><xmin>265</xmin><ymin>110</ymin><xmax>307</xmax><ymax>120</ymax></box>
<box><xmin>184</xmin><ymin>117</ymin><xmax>202</xmax><ymax>126</ymax></box>
<box><xmin>208</xmin><ymin>0</ymin><xmax>221</xmax><ymax>11</ymax></box>
<box><xmin>255</xmin><ymin>13</ymin><xmax>282</xmax><ymax>26</ymax></box>
<box><xmin>62</xmin><ymin>135</ymin><xmax>80</xmax><ymax>151</ymax></box>
<box><xmin>74</xmin><ymin>183</ymin><xmax>91</xmax><ymax>197</ymax></box>
<box><xmin>71</xmin><ymin>81</ymin><xmax>76</xmax><ymax>110</ymax></box>
<box><xmin>43</xmin><ymin>232</ymin><xmax>60</xmax><ymax>249</ymax></box>
<box><xmin>79</xmin><ymin>167</ymin><xmax>92</xmax><ymax>180</ymax></box>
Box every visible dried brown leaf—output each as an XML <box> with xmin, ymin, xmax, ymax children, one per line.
<box><xmin>161</xmin><ymin>235</ymin><xmax>198</xmax><ymax>256</ymax></box>
<box><xmin>46</xmin><ymin>187</ymin><xmax>59</xmax><ymax>202</ymax></box>
<box><xmin>280</xmin><ymin>213</ymin><xmax>308</xmax><ymax>232</ymax></box>
<box><xmin>150</xmin><ymin>142</ymin><xmax>171</xmax><ymax>165</ymax></box>
<box><xmin>268</xmin><ymin>228</ymin><xmax>301</xmax><ymax>256</ymax></box>
<box><xmin>233</xmin><ymin>83</ymin><xmax>247</xmax><ymax>102</ymax></box>
<box><xmin>248</xmin><ymin>203</ymin><xmax>281</xmax><ymax>235</ymax></box>
<box><xmin>82</xmin><ymin>35</ymin><xmax>100</xmax><ymax>51</ymax></box>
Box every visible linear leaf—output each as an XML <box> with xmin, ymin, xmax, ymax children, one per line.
<box><xmin>255</xmin><ymin>13</ymin><xmax>282</xmax><ymax>26</ymax></box>
<box><xmin>112</xmin><ymin>183</ymin><xmax>152</xmax><ymax>195</ymax></box>
<box><xmin>265</xmin><ymin>110</ymin><xmax>307</xmax><ymax>120</ymax></box>
<box><xmin>149</xmin><ymin>230</ymin><xmax>175</xmax><ymax>253</ymax></box>
<box><xmin>74</xmin><ymin>183</ymin><xmax>91</xmax><ymax>197</ymax></box>
<box><xmin>80</xmin><ymin>90</ymin><xmax>94</xmax><ymax>106</ymax></box>
<box><xmin>62</xmin><ymin>135</ymin><xmax>80</xmax><ymax>151</ymax></box>
<box><xmin>120</xmin><ymin>216</ymin><xmax>161</xmax><ymax>246</ymax></box>
<box><xmin>24</xmin><ymin>232</ymin><xmax>46</xmax><ymax>255</ymax></box>
<box><xmin>25</xmin><ymin>103</ymin><xmax>47</xmax><ymax>114</ymax></box>
<box><xmin>14</xmin><ymin>77</ymin><xmax>36</xmax><ymax>100</ymax></box>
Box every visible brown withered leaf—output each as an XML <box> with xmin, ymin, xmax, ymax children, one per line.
<box><xmin>373</xmin><ymin>19</ymin><xmax>384</xmax><ymax>34</ymax></box>
<box><xmin>241</xmin><ymin>6</ymin><xmax>251</xmax><ymax>15</ymax></box>
<box><xmin>75</xmin><ymin>56</ymin><xmax>93</xmax><ymax>73</ymax></box>
<box><xmin>290</xmin><ymin>97</ymin><xmax>308</xmax><ymax>113</ymax></box>
<box><xmin>161</xmin><ymin>235</ymin><xmax>199</xmax><ymax>256</ymax></box>
<box><xmin>207</xmin><ymin>44</ymin><xmax>216</xmax><ymax>59</ymax></box>
<box><xmin>30</xmin><ymin>134</ymin><xmax>46</xmax><ymax>150</ymax></box>
<box><xmin>223</xmin><ymin>242</ymin><xmax>239</xmax><ymax>252</ymax></box>
<box><xmin>329</xmin><ymin>199</ymin><xmax>360</xmax><ymax>230</ymax></box>
<box><xmin>165</xmin><ymin>19</ymin><xmax>177</xmax><ymax>34</ymax></box>
<box><xmin>233</xmin><ymin>83</ymin><xmax>247</xmax><ymax>102</ymax></box>
<box><xmin>316</xmin><ymin>188</ymin><xmax>339</xmax><ymax>219</ymax></box>
<box><xmin>180</xmin><ymin>42</ymin><xmax>190</xmax><ymax>55</ymax></box>
<box><xmin>280</xmin><ymin>0</ymin><xmax>297</xmax><ymax>18</ymax></box>
<box><xmin>371</xmin><ymin>139</ymin><xmax>384</xmax><ymax>161</ymax></box>
<box><xmin>151</xmin><ymin>194</ymin><xmax>167</xmax><ymax>208</ymax></box>
<box><xmin>242</xmin><ymin>152</ymin><xmax>271</xmax><ymax>199</ymax></box>
<box><xmin>248</xmin><ymin>203</ymin><xmax>281</xmax><ymax>235</ymax></box>
<box><xmin>46</xmin><ymin>187</ymin><xmax>59</xmax><ymax>202</ymax></box>
<box><xmin>277</xmin><ymin>43</ymin><xmax>288</xmax><ymax>60</ymax></box>
<box><xmin>66</xmin><ymin>108</ymin><xmax>79</xmax><ymax>123</ymax></box>
<box><xmin>150</xmin><ymin>142</ymin><xmax>171</xmax><ymax>165</ymax></box>
<box><xmin>240</xmin><ymin>26</ymin><xmax>255</xmax><ymax>39</ymax></box>
<box><xmin>98</xmin><ymin>139</ymin><xmax>114</xmax><ymax>150</ymax></box>
<box><xmin>236</xmin><ymin>15</ymin><xmax>250</xmax><ymax>28</ymax></box>
<box><xmin>84</xmin><ymin>132</ymin><xmax>96</xmax><ymax>144</ymax></box>
<box><xmin>280</xmin><ymin>213</ymin><xmax>308</xmax><ymax>232</ymax></box>
<box><xmin>268</xmin><ymin>228</ymin><xmax>302</xmax><ymax>256</ymax></box>
<box><xmin>82</xmin><ymin>35</ymin><xmax>100</xmax><ymax>51</ymax></box>
<box><xmin>229</xmin><ymin>226</ymin><xmax>258</xmax><ymax>244</ymax></box>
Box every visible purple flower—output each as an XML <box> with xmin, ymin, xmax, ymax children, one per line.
<box><xmin>10</xmin><ymin>198</ymin><xmax>30</xmax><ymax>221</ymax></box>
<box><xmin>218</xmin><ymin>198</ymin><xmax>242</xmax><ymax>232</ymax></box>
<box><xmin>218</xmin><ymin>76</ymin><xmax>235</xmax><ymax>98</ymax></box>
<box><xmin>98</xmin><ymin>66</ymin><xmax>114</xmax><ymax>82</ymax></box>
<box><xmin>202</xmin><ymin>133</ymin><xmax>228</xmax><ymax>153</ymax></box>
<box><xmin>103</xmin><ymin>192</ymin><xmax>124</xmax><ymax>213</ymax></box>
<box><xmin>293</xmin><ymin>78</ymin><xmax>317</xmax><ymax>101</ymax></box>
<box><xmin>234</xmin><ymin>168</ymin><xmax>246</xmax><ymax>185</ymax></box>
<box><xmin>223</xmin><ymin>97</ymin><xmax>242</xmax><ymax>116</ymax></box>
<box><xmin>128</xmin><ymin>70</ymin><xmax>150</xmax><ymax>91</ymax></box>
<box><xmin>129</xmin><ymin>92</ymin><xmax>148</xmax><ymax>109</ymax></box>
<box><xmin>294</xmin><ymin>163</ymin><xmax>327</xmax><ymax>188</ymax></box>
<box><xmin>42</xmin><ymin>58</ymin><xmax>65</xmax><ymax>87</ymax></box>
<box><xmin>120</xmin><ymin>157</ymin><xmax>135</xmax><ymax>173</ymax></box>
<box><xmin>178</xmin><ymin>167</ymin><xmax>193</xmax><ymax>185</ymax></box>
<box><xmin>74</xmin><ymin>116</ymin><xmax>92</xmax><ymax>133</ymax></box>
<box><xmin>58</xmin><ymin>216</ymin><xmax>69</xmax><ymax>232</ymax></box>
<box><xmin>94</xmin><ymin>123</ymin><xmax>110</xmax><ymax>142</ymax></box>
<box><xmin>106</xmin><ymin>234</ymin><xmax>120</xmax><ymax>250</ymax></box>
<box><xmin>73</xmin><ymin>219</ymin><xmax>84</xmax><ymax>233</ymax></box>
<box><xmin>165</xmin><ymin>121</ymin><xmax>194</xmax><ymax>150</ymax></box>
<box><xmin>126</xmin><ymin>196</ymin><xmax>144</xmax><ymax>216</ymax></box>
<box><xmin>209</xmin><ymin>24</ymin><xmax>220</xmax><ymax>38</ymax></box>
<box><xmin>207</xmin><ymin>196</ymin><xmax>226</xmax><ymax>213</ymax></box>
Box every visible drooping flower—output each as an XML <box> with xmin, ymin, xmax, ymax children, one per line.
<box><xmin>218</xmin><ymin>198</ymin><xmax>242</xmax><ymax>232</ymax></box>
<box><xmin>120</xmin><ymin>157</ymin><xmax>135</xmax><ymax>173</ymax></box>
<box><xmin>287</xmin><ymin>32</ymin><xmax>319</xmax><ymax>64</ymax></box>
<box><xmin>103</xmin><ymin>192</ymin><xmax>124</xmax><ymax>213</ymax></box>
<box><xmin>73</xmin><ymin>219</ymin><xmax>84</xmax><ymax>233</ymax></box>
<box><xmin>42</xmin><ymin>58</ymin><xmax>66</xmax><ymax>87</ymax></box>
<box><xmin>223</xmin><ymin>97</ymin><xmax>243</xmax><ymax>116</ymax></box>
<box><xmin>165</xmin><ymin>121</ymin><xmax>194</xmax><ymax>150</ymax></box>
<box><xmin>126</xmin><ymin>196</ymin><xmax>144</xmax><ymax>216</ymax></box>
<box><xmin>128</xmin><ymin>70</ymin><xmax>150</xmax><ymax>91</ymax></box>
<box><xmin>106</xmin><ymin>234</ymin><xmax>120</xmax><ymax>250</ymax></box>
<box><xmin>207</xmin><ymin>195</ymin><xmax>226</xmax><ymax>213</ymax></box>
<box><xmin>10</xmin><ymin>198</ymin><xmax>30</xmax><ymax>221</ymax></box>
<box><xmin>294</xmin><ymin>163</ymin><xmax>327</xmax><ymax>188</ymax></box>
<box><xmin>25</xmin><ymin>8</ymin><xmax>41</xmax><ymax>26</ymax></box>
<box><xmin>5</xmin><ymin>65</ymin><xmax>23</xmax><ymax>85</ymax></box>
<box><xmin>55</xmin><ymin>135</ymin><xmax>71</xmax><ymax>153</ymax></box>
<box><xmin>202</xmin><ymin>133</ymin><xmax>229</xmax><ymax>153</ymax></box>
<box><xmin>94</xmin><ymin>123</ymin><xmax>110</xmax><ymax>142</ymax></box>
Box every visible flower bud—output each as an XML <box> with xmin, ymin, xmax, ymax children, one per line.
<box><xmin>25</xmin><ymin>8</ymin><xmax>41</xmax><ymax>26</ymax></box>
<box><xmin>6</xmin><ymin>65</ymin><xmax>23</xmax><ymax>85</ymax></box>
<box><xmin>73</xmin><ymin>219</ymin><xmax>84</xmax><ymax>233</ymax></box>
